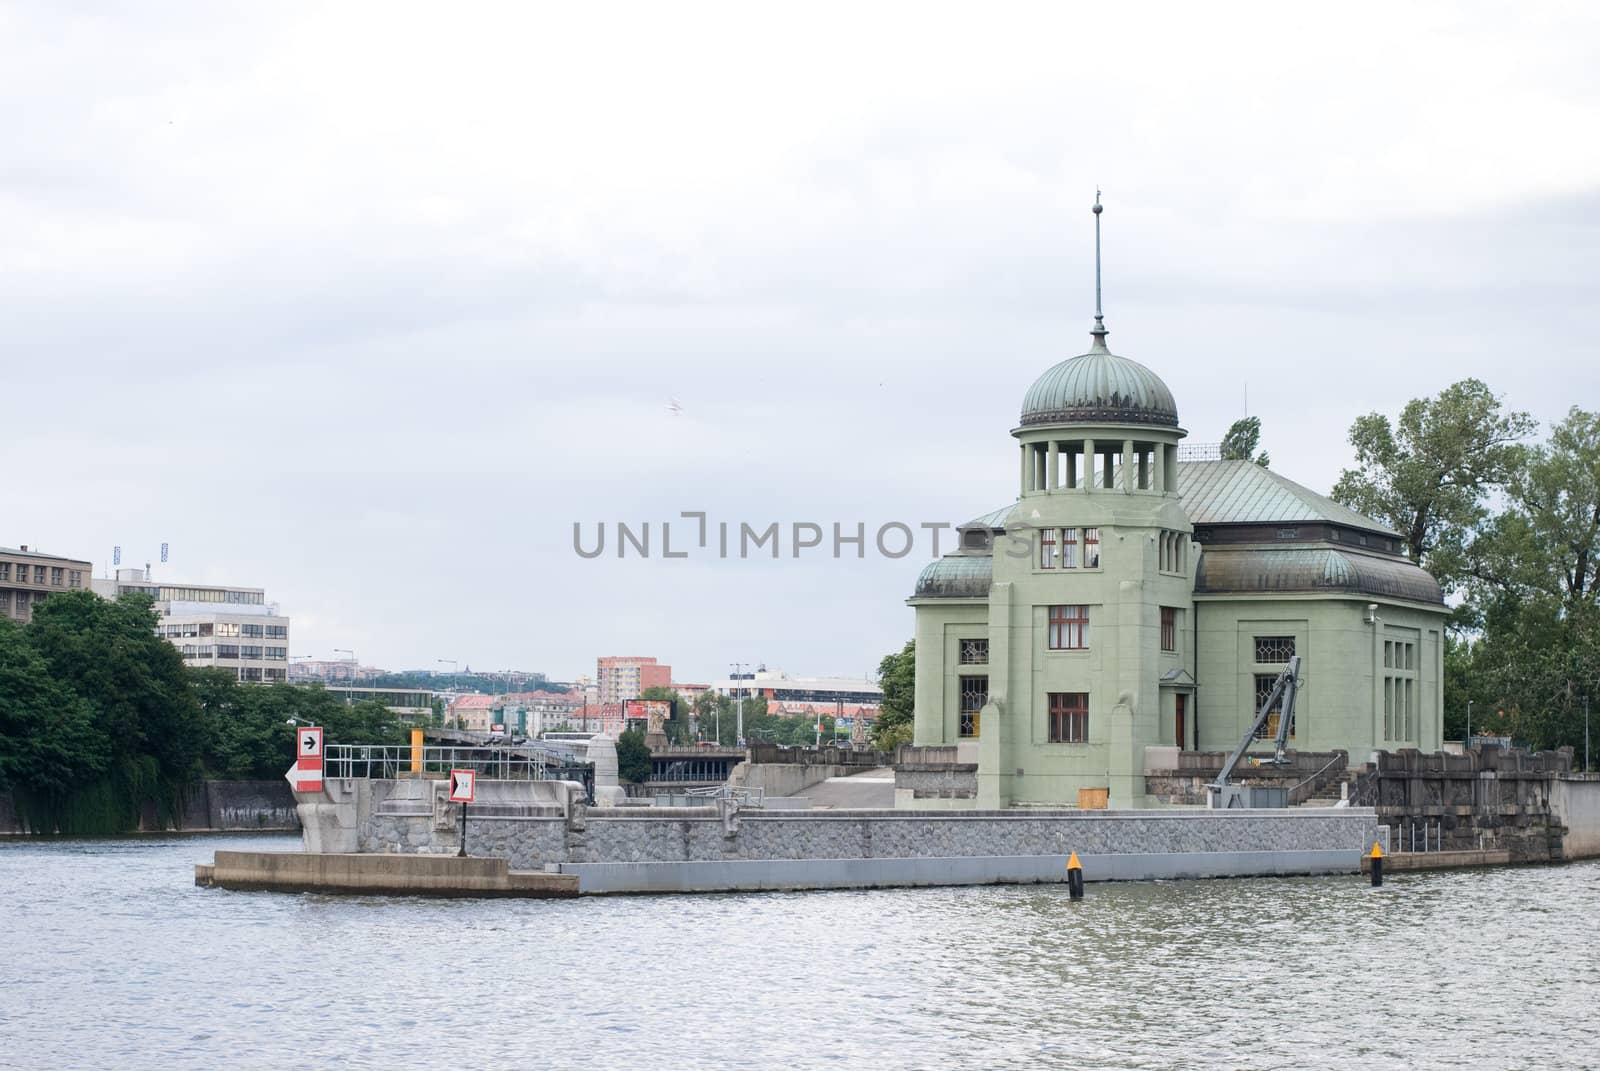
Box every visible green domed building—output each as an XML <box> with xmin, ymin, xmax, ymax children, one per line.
<box><xmin>906</xmin><ymin>213</ymin><xmax>1447</xmax><ymax>810</ymax></box>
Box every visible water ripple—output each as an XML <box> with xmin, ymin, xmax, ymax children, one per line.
<box><xmin>1</xmin><ymin>834</ymin><xmax>1595</xmax><ymax>1070</ymax></box>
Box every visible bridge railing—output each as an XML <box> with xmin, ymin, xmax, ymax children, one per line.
<box><xmin>324</xmin><ymin>744</ymin><xmax>578</xmax><ymax>781</ymax></box>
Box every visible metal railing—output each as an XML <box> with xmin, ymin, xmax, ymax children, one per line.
<box><xmin>681</xmin><ymin>785</ymin><xmax>767</xmax><ymax>807</ymax></box>
<box><xmin>324</xmin><ymin>744</ymin><xmax>572</xmax><ymax>781</ymax></box>
<box><xmin>1397</xmin><ymin>819</ymin><xmax>1442</xmax><ymax>853</ymax></box>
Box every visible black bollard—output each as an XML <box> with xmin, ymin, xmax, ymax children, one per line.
<box><xmin>1369</xmin><ymin>840</ymin><xmax>1383</xmax><ymax>887</ymax></box>
<box><xmin>1067</xmin><ymin>850</ymin><xmax>1084</xmax><ymax>900</ymax></box>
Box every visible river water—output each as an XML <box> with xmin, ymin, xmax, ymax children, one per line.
<box><xmin>2</xmin><ymin>833</ymin><xmax>1594</xmax><ymax>1070</ymax></box>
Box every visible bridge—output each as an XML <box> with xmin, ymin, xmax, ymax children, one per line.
<box><xmin>648</xmin><ymin>746</ymin><xmax>746</xmax><ymax>785</ymax></box>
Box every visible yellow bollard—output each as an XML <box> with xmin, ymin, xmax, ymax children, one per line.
<box><xmin>410</xmin><ymin>727</ymin><xmax>423</xmax><ymax>774</ymax></box>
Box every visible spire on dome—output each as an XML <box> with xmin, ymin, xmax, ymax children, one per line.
<box><xmin>1090</xmin><ymin>189</ymin><xmax>1108</xmax><ymax>351</ymax></box>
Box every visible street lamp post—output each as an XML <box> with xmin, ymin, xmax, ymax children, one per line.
<box><xmin>334</xmin><ymin>648</ymin><xmax>356</xmax><ymax>704</ymax></box>
<box><xmin>1467</xmin><ymin>699</ymin><xmax>1473</xmax><ymax>746</ymax></box>
<box><xmin>730</xmin><ymin>662</ymin><xmax>748</xmax><ymax>747</ymax></box>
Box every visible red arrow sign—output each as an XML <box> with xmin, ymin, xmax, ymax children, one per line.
<box><xmin>448</xmin><ymin>769</ymin><xmax>475</xmax><ymax>803</ymax></box>
<box><xmin>285</xmin><ymin>761</ymin><xmax>322</xmax><ymax>793</ymax></box>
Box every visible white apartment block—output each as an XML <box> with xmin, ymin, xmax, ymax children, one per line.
<box><xmin>94</xmin><ymin>567</ymin><xmax>291</xmax><ymax>682</ymax></box>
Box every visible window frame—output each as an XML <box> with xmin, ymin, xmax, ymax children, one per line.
<box><xmin>1160</xmin><ymin>606</ymin><xmax>1177</xmax><ymax>653</ymax></box>
<box><xmin>1047</xmin><ymin>691</ymin><xmax>1089</xmax><ymax>743</ymax></box>
<box><xmin>958</xmin><ymin>675</ymin><xmax>987</xmax><ymax>738</ymax></box>
<box><xmin>1047</xmin><ymin>604</ymin><xmax>1089</xmax><ymax>651</ymax></box>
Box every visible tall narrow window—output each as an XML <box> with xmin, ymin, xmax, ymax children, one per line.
<box><xmin>959</xmin><ymin>676</ymin><xmax>987</xmax><ymax>738</ymax></box>
<box><xmin>1061</xmin><ymin>528</ymin><xmax>1079</xmax><ymax>568</ymax></box>
<box><xmin>1083</xmin><ymin>528</ymin><xmax>1101</xmax><ymax>568</ymax></box>
<box><xmin>1040</xmin><ymin>527</ymin><xmax>1056</xmax><ymax>569</ymax></box>
<box><xmin>1048</xmin><ymin>605</ymin><xmax>1089</xmax><ymax>650</ymax></box>
<box><xmin>1253</xmin><ymin>673</ymin><xmax>1295</xmax><ymax>740</ymax></box>
<box><xmin>1160</xmin><ymin>607</ymin><xmax>1177</xmax><ymax>652</ymax></box>
<box><xmin>1048</xmin><ymin>692</ymin><xmax>1089</xmax><ymax>743</ymax></box>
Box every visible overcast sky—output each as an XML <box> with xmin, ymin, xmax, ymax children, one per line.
<box><xmin>5</xmin><ymin>2</ymin><xmax>1597</xmax><ymax>684</ymax></box>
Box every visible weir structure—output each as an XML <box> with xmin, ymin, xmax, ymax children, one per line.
<box><xmin>198</xmin><ymin>743</ymin><xmax>1381</xmax><ymax>895</ymax></box>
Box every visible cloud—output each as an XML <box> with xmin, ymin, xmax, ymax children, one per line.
<box><xmin>4</xmin><ymin>1</ymin><xmax>1598</xmax><ymax>680</ymax></box>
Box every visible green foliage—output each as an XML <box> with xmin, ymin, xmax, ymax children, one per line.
<box><xmin>2</xmin><ymin>591</ymin><xmax>417</xmax><ymax>831</ymax></box>
<box><xmin>1220</xmin><ymin>416</ymin><xmax>1270</xmax><ymax>468</ymax></box>
<box><xmin>615</xmin><ymin>728</ymin><xmax>652</xmax><ymax>783</ymax></box>
<box><xmin>10</xmin><ymin>592</ymin><xmax>204</xmax><ymax>830</ymax></box>
<box><xmin>1332</xmin><ymin>379</ymin><xmax>1534</xmax><ymax>590</ymax></box>
<box><xmin>1445</xmin><ymin>406</ymin><xmax>1600</xmax><ymax>764</ymax></box>
<box><xmin>870</xmin><ymin>640</ymin><xmax>915</xmax><ymax>750</ymax></box>
<box><xmin>0</xmin><ymin>618</ymin><xmax>107</xmax><ymax>797</ymax></box>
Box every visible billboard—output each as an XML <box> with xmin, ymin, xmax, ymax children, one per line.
<box><xmin>624</xmin><ymin>699</ymin><xmax>674</xmax><ymax>735</ymax></box>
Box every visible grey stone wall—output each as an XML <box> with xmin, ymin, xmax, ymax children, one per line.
<box><xmin>356</xmin><ymin>794</ymin><xmax>1376</xmax><ymax>873</ymax></box>
<box><xmin>893</xmin><ymin>763</ymin><xmax>978</xmax><ymax>800</ymax></box>
<box><xmin>0</xmin><ymin>780</ymin><xmax>299</xmax><ymax>835</ymax></box>
<box><xmin>1348</xmin><ymin>746</ymin><xmax>1576</xmax><ymax>862</ymax></box>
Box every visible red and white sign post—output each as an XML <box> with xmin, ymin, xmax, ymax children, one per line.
<box><xmin>450</xmin><ymin>769</ymin><xmax>476</xmax><ymax>857</ymax></box>
<box><xmin>285</xmin><ymin>726</ymin><xmax>323</xmax><ymax>794</ymax></box>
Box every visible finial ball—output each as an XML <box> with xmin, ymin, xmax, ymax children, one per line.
<box><xmin>1092</xmin><ymin>203</ymin><xmax>1103</xmax><ymax>214</ymax></box>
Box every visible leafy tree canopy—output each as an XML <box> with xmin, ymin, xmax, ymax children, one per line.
<box><xmin>1220</xmin><ymin>416</ymin><xmax>1270</xmax><ymax>468</ymax></box>
<box><xmin>870</xmin><ymin>640</ymin><xmax>914</xmax><ymax>750</ymax></box>
<box><xmin>1332</xmin><ymin>378</ymin><xmax>1534</xmax><ymax>590</ymax></box>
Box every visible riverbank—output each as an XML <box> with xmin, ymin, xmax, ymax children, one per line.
<box><xmin>0</xmin><ymin>779</ymin><xmax>299</xmax><ymax>836</ymax></box>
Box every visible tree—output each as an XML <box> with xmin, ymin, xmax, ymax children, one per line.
<box><xmin>1457</xmin><ymin>407</ymin><xmax>1600</xmax><ymax>763</ymax></box>
<box><xmin>22</xmin><ymin>591</ymin><xmax>205</xmax><ymax>829</ymax></box>
<box><xmin>1470</xmin><ymin>407</ymin><xmax>1600</xmax><ymax>615</ymax></box>
<box><xmin>615</xmin><ymin>728</ymin><xmax>652</xmax><ymax>783</ymax></box>
<box><xmin>0</xmin><ymin>618</ymin><xmax>107</xmax><ymax>798</ymax></box>
<box><xmin>870</xmin><ymin>640</ymin><xmax>915</xmax><ymax>750</ymax></box>
<box><xmin>1221</xmin><ymin>416</ymin><xmax>1270</xmax><ymax>467</ymax></box>
<box><xmin>1332</xmin><ymin>379</ymin><xmax>1534</xmax><ymax>591</ymax></box>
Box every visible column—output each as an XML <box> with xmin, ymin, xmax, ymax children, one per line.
<box><xmin>1083</xmin><ymin>438</ymin><xmax>1095</xmax><ymax>493</ymax></box>
<box><xmin>1046</xmin><ymin>441</ymin><xmax>1059</xmax><ymax>490</ymax></box>
<box><xmin>1152</xmin><ymin>442</ymin><xmax>1165</xmax><ymax>496</ymax></box>
<box><xmin>1121</xmin><ymin>440</ymin><xmax>1134</xmax><ymax>492</ymax></box>
<box><xmin>1020</xmin><ymin>443</ymin><xmax>1030</xmax><ymax>496</ymax></box>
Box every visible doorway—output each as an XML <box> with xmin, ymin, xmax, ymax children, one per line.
<box><xmin>1175</xmin><ymin>694</ymin><xmax>1188</xmax><ymax>750</ymax></box>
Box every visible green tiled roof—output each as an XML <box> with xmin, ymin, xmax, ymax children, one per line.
<box><xmin>961</xmin><ymin>461</ymin><xmax>1396</xmax><ymax>537</ymax></box>
<box><xmin>912</xmin><ymin>555</ymin><xmax>994</xmax><ymax>599</ymax></box>
<box><xmin>1195</xmin><ymin>546</ymin><xmax>1443</xmax><ymax>604</ymax></box>
<box><xmin>1176</xmin><ymin>460</ymin><xmax>1400</xmax><ymax>537</ymax></box>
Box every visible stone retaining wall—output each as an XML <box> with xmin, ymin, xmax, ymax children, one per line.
<box><xmin>351</xmin><ymin>790</ymin><xmax>1376</xmax><ymax>879</ymax></box>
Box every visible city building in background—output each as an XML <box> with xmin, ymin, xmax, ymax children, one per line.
<box><xmin>447</xmin><ymin>694</ymin><xmax>497</xmax><ymax>732</ymax></box>
<box><xmin>0</xmin><ymin>545</ymin><xmax>91</xmax><ymax>623</ymax></box>
<box><xmin>711</xmin><ymin>667</ymin><xmax>882</xmax><ymax>707</ymax></box>
<box><xmin>597</xmin><ymin>656</ymin><xmax>672</xmax><ymax>704</ymax></box>
<box><xmin>289</xmin><ymin>657</ymin><xmax>377</xmax><ymax>682</ymax></box>
<box><xmin>672</xmin><ymin>681</ymin><xmax>712</xmax><ymax>704</ymax></box>
<box><xmin>312</xmin><ymin>684</ymin><xmax>436</xmax><ymax>719</ymax></box>
<box><xmin>93</xmin><ymin>567</ymin><xmax>291</xmax><ymax>683</ymax></box>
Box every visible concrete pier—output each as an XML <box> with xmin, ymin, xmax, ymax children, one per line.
<box><xmin>195</xmin><ymin>849</ymin><xmax>578</xmax><ymax>898</ymax></box>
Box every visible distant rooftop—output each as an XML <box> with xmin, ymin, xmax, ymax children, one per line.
<box><xmin>1</xmin><ymin>546</ymin><xmax>91</xmax><ymax>563</ymax></box>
